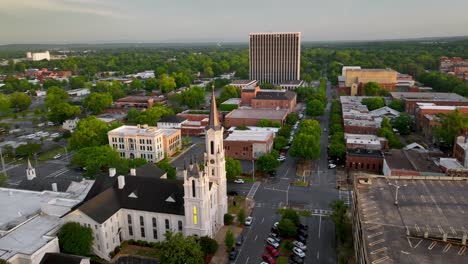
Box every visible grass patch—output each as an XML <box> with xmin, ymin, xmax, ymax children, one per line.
<box><xmin>228</xmin><ymin>196</ymin><xmax>246</xmax><ymax>215</ymax></box>
<box><xmin>133</xmin><ymin>248</ymin><xmax>161</xmax><ymax>259</ymax></box>
<box><xmin>239</xmin><ymin>176</ymin><xmax>254</xmax><ymax>183</ymax></box>
<box><xmin>277</xmin><ymin>256</ymin><xmax>288</xmax><ymax>264</ymax></box>
<box><xmin>279</xmin><ymin>240</ymin><xmax>293</xmax><ymax>255</ymax></box>
<box><xmin>38</xmin><ymin>146</ymin><xmax>66</xmax><ymax>161</ymax></box>
<box><xmin>293</xmin><ymin>180</ymin><xmax>308</xmax><ymax>187</ymax></box>
<box><xmin>277</xmin><ymin>208</ymin><xmax>311</xmax><ymax>217</ymax></box>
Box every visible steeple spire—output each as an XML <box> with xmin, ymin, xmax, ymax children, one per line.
<box><xmin>27</xmin><ymin>158</ymin><xmax>33</xmax><ymax>169</ymax></box>
<box><xmin>206</xmin><ymin>85</ymin><xmax>221</xmax><ymax>130</ymax></box>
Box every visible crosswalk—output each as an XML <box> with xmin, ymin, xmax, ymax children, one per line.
<box><xmin>339</xmin><ymin>190</ymin><xmax>352</xmax><ymax>207</ymax></box>
<box><xmin>246</xmin><ymin>182</ymin><xmax>260</xmax><ymax>200</ymax></box>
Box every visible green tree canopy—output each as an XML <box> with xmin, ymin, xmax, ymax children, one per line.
<box><xmin>69</xmin><ymin>116</ymin><xmax>111</xmax><ymax>149</ymax></box>
<box><xmin>290</xmin><ymin>133</ymin><xmax>320</xmax><ymax>160</ymax></box>
<box><xmin>237</xmin><ymin>208</ymin><xmax>246</xmax><ymax>225</ymax></box>
<box><xmin>69</xmin><ymin>76</ymin><xmax>86</xmax><ymax>89</ymax></box>
<box><xmin>388</xmin><ymin>99</ymin><xmax>405</xmax><ymax>112</ymax></box>
<box><xmin>15</xmin><ymin>143</ymin><xmax>41</xmax><ymax>158</ymax></box>
<box><xmin>218</xmin><ymin>85</ymin><xmax>240</xmax><ymax>104</ymax></box>
<box><xmin>144</xmin><ymin>77</ymin><xmax>159</xmax><ymax>91</ymax></box>
<box><xmin>280</xmin><ymin>208</ymin><xmax>300</xmax><ymax>226</ymax></box>
<box><xmin>157</xmin><ymin>159</ymin><xmax>177</xmax><ymax>180</ymax></box>
<box><xmin>274</xmin><ymin>136</ymin><xmax>289</xmax><ymax>150</ymax></box>
<box><xmin>225</xmin><ymin>157</ymin><xmax>241</xmax><ymax>181</ymax></box>
<box><xmin>47</xmin><ymin>102</ymin><xmax>81</xmax><ymax>124</ymax></box>
<box><xmin>159</xmin><ymin>232</ymin><xmax>204</xmax><ymax>264</ymax></box>
<box><xmin>436</xmin><ymin>109</ymin><xmax>468</xmax><ymax>147</ymax></box>
<box><xmin>224</xmin><ymin>229</ymin><xmax>235</xmax><ymax>249</ymax></box>
<box><xmin>0</xmin><ymin>94</ymin><xmax>11</xmax><ymax>115</ymax></box>
<box><xmin>285</xmin><ymin>113</ymin><xmax>298</xmax><ymax>126</ymax></box>
<box><xmin>58</xmin><ymin>222</ymin><xmax>93</xmax><ymax>256</ymax></box>
<box><xmin>179</xmin><ymin>86</ymin><xmax>206</xmax><ymax>108</ymax></box>
<box><xmin>362</xmin><ymin>82</ymin><xmax>382</xmax><ymax>96</ymax></box>
<box><xmin>256</xmin><ymin>154</ymin><xmax>280</xmax><ymax>173</ymax></box>
<box><xmin>392</xmin><ymin>113</ymin><xmax>412</xmax><ymax>135</ymax></box>
<box><xmin>198</xmin><ymin>236</ymin><xmax>219</xmax><ymax>257</ymax></box>
<box><xmin>0</xmin><ymin>173</ymin><xmax>8</xmax><ymax>187</ymax></box>
<box><xmin>306</xmin><ymin>99</ymin><xmax>325</xmax><ymax>117</ymax></box>
<box><xmin>45</xmin><ymin>86</ymin><xmax>69</xmax><ymax>108</ymax></box>
<box><xmin>9</xmin><ymin>92</ymin><xmax>31</xmax><ymax>111</ymax></box>
<box><xmin>159</xmin><ymin>74</ymin><xmax>177</xmax><ymax>93</ymax></box>
<box><xmin>84</xmin><ymin>92</ymin><xmax>113</xmax><ymax>114</ymax></box>
<box><xmin>361</xmin><ymin>97</ymin><xmax>385</xmax><ymax>111</ymax></box>
<box><xmin>278</xmin><ymin>218</ymin><xmax>297</xmax><ymax>238</ymax></box>
<box><xmin>135</xmin><ymin>105</ymin><xmax>174</xmax><ymax>126</ymax></box>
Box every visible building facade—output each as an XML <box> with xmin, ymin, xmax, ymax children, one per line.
<box><xmin>249</xmin><ymin>32</ymin><xmax>301</xmax><ymax>84</ymax></box>
<box><xmin>108</xmin><ymin>125</ymin><xmax>165</xmax><ymax>163</ymax></box>
<box><xmin>161</xmin><ymin>129</ymin><xmax>182</xmax><ymax>157</ymax></box>
<box><xmin>224</xmin><ymin>131</ymin><xmax>275</xmax><ymax>160</ymax></box>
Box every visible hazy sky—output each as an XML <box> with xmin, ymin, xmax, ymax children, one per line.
<box><xmin>0</xmin><ymin>0</ymin><xmax>467</xmax><ymax>44</ymax></box>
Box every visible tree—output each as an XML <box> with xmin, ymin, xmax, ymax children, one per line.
<box><xmin>72</xmin><ymin>145</ymin><xmax>122</xmax><ymax>177</ymax></box>
<box><xmin>58</xmin><ymin>222</ymin><xmax>93</xmax><ymax>256</ymax></box>
<box><xmin>274</xmin><ymin>136</ymin><xmax>289</xmax><ymax>150</ymax></box>
<box><xmin>381</xmin><ymin>117</ymin><xmax>392</xmax><ymax>130</ymax></box>
<box><xmin>278</xmin><ymin>218</ymin><xmax>297</xmax><ymax>237</ymax></box>
<box><xmin>199</xmin><ymin>236</ymin><xmax>219</xmax><ymax>257</ymax></box>
<box><xmin>130</xmin><ymin>78</ymin><xmax>144</xmax><ymax>92</ymax></box>
<box><xmin>47</xmin><ymin>102</ymin><xmax>81</xmax><ymax>124</ymax></box>
<box><xmin>45</xmin><ymin>86</ymin><xmax>69</xmax><ymax>108</ymax></box>
<box><xmin>392</xmin><ymin>113</ymin><xmax>412</xmax><ymax>135</ymax></box>
<box><xmin>257</xmin><ymin>119</ymin><xmax>272</xmax><ymax>127</ymax></box>
<box><xmin>237</xmin><ymin>208</ymin><xmax>246</xmax><ymax>225</ymax></box>
<box><xmin>224</xmin><ymin>229</ymin><xmax>235</xmax><ymax>250</ymax></box>
<box><xmin>224</xmin><ymin>213</ymin><xmax>234</xmax><ymax>225</ymax></box>
<box><xmin>298</xmin><ymin>119</ymin><xmax>321</xmax><ymax>136</ymax></box>
<box><xmin>436</xmin><ymin>109</ymin><xmax>468</xmax><ymax>147</ymax></box>
<box><xmin>218</xmin><ymin>85</ymin><xmax>240</xmax><ymax>104</ymax></box>
<box><xmin>9</xmin><ymin>92</ymin><xmax>31</xmax><ymax>111</ymax></box>
<box><xmin>69</xmin><ymin>76</ymin><xmax>85</xmax><ymax>89</ymax></box>
<box><xmin>43</xmin><ymin>79</ymin><xmax>66</xmax><ymax>89</ymax></box>
<box><xmin>172</xmin><ymin>72</ymin><xmax>191</xmax><ymax>88</ymax></box>
<box><xmin>69</xmin><ymin>116</ymin><xmax>111</xmax><ymax>150</ymax></box>
<box><xmin>84</xmin><ymin>92</ymin><xmax>112</xmax><ymax>114</ymax></box>
<box><xmin>285</xmin><ymin>113</ymin><xmax>298</xmax><ymax>126</ymax></box>
<box><xmin>144</xmin><ymin>77</ymin><xmax>159</xmax><ymax>91</ymax></box>
<box><xmin>157</xmin><ymin>160</ymin><xmax>177</xmax><ymax>180</ymax></box>
<box><xmin>135</xmin><ymin>105</ymin><xmax>174</xmax><ymax>126</ymax></box>
<box><xmin>280</xmin><ymin>208</ymin><xmax>300</xmax><ymax>226</ymax></box>
<box><xmin>306</xmin><ymin>99</ymin><xmax>325</xmax><ymax>117</ymax></box>
<box><xmin>225</xmin><ymin>157</ymin><xmax>241</xmax><ymax>181</ymax></box>
<box><xmin>126</xmin><ymin>108</ymin><xmax>140</xmax><ymax>123</ymax></box>
<box><xmin>362</xmin><ymin>82</ymin><xmax>382</xmax><ymax>96</ymax></box>
<box><xmin>329</xmin><ymin>139</ymin><xmax>346</xmax><ymax>160</ymax></box>
<box><xmin>388</xmin><ymin>99</ymin><xmax>405</xmax><ymax>112</ymax></box>
<box><xmin>290</xmin><ymin>133</ymin><xmax>320</xmax><ymax>160</ymax></box>
<box><xmin>15</xmin><ymin>143</ymin><xmax>41</xmax><ymax>158</ymax></box>
<box><xmin>0</xmin><ymin>94</ymin><xmax>11</xmax><ymax>115</ymax></box>
<box><xmin>159</xmin><ymin>74</ymin><xmax>176</xmax><ymax>93</ymax></box>
<box><xmin>159</xmin><ymin>232</ymin><xmax>204</xmax><ymax>264</ymax></box>
<box><xmin>179</xmin><ymin>86</ymin><xmax>206</xmax><ymax>108</ymax></box>
<box><xmin>0</xmin><ymin>173</ymin><xmax>8</xmax><ymax>187</ymax></box>
<box><xmin>256</xmin><ymin>154</ymin><xmax>280</xmax><ymax>173</ymax></box>
<box><xmin>361</xmin><ymin>97</ymin><xmax>385</xmax><ymax>111</ymax></box>
<box><xmin>259</xmin><ymin>82</ymin><xmax>274</xmax><ymax>89</ymax></box>
<box><xmin>277</xmin><ymin>125</ymin><xmax>292</xmax><ymax>138</ymax></box>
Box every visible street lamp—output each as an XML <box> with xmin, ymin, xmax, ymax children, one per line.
<box><xmin>388</xmin><ymin>182</ymin><xmax>407</xmax><ymax>205</ymax></box>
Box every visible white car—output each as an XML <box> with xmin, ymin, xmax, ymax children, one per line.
<box><xmin>328</xmin><ymin>164</ymin><xmax>337</xmax><ymax>169</ymax></box>
<box><xmin>293</xmin><ymin>247</ymin><xmax>306</xmax><ymax>258</ymax></box>
<box><xmin>53</xmin><ymin>154</ymin><xmax>62</xmax><ymax>159</ymax></box>
<box><xmin>277</xmin><ymin>156</ymin><xmax>286</xmax><ymax>162</ymax></box>
<box><xmin>265</xmin><ymin>237</ymin><xmax>279</xmax><ymax>248</ymax></box>
<box><xmin>293</xmin><ymin>241</ymin><xmax>307</xmax><ymax>251</ymax></box>
<box><xmin>273</xmin><ymin>222</ymin><xmax>279</xmax><ymax>229</ymax></box>
<box><xmin>47</xmin><ymin>122</ymin><xmax>54</xmax><ymax>126</ymax></box>
<box><xmin>50</xmin><ymin>133</ymin><xmax>60</xmax><ymax>138</ymax></box>
<box><xmin>245</xmin><ymin>216</ymin><xmax>253</xmax><ymax>226</ymax></box>
<box><xmin>234</xmin><ymin>178</ymin><xmax>245</xmax><ymax>184</ymax></box>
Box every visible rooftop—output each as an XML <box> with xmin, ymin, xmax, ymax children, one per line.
<box><xmin>221</xmin><ymin>98</ymin><xmax>242</xmax><ymax>105</ymax></box>
<box><xmin>225</xmin><ymin>130</ymin><xmax>274</xmax><ymax>142</ymax></box>
<box><xmin>160</xmin><ymin>128</ymin><xmax>179</xmax><ymax>137</ymax></box>
<box><xmin>347</xmin><ymin>148</ymin><xmax>382</xmax><ymax>157</ymax></box>
<box><xmin>369</xmin><ymin>106</ymin><xmax>400</xmax><ymax>117</ymax></box>
<box><xmin>230</xmin><ymin>80</ymin><xmax>257</xmax><ymax>85</ymax></box>
<box><xmin>158</xmin><ymin>115</ymin><xmax>187</xmax><ymax>124</ymax></box>
<box><xmin>226</xmin><ymin>108</ymin><xmax>289</xmax><ymax>120</ymax></box>
<box><xmin>108</xmin><ymin>125</ymin><xmax>163</xmax><ymax>136</ymax></box>
<box><xmin>278</xmin><ymin>80</ymin><xmax>304</xmax><ymax>85</ymax></box>
<box><xmin>116</xmin><ymin>96</ymin><xmax>153</xmax><ymax>103</ymax></box>
<box><xmin>391</xmin><ymin>92</ymin><xmax>468</xmax><ymax>101</ymax></box>
<box><xmin>255</xmin><ymin>90</ymin><xmax>296</xmax><ymax>101</ymax></box>
<box><xmin>346</xmin><ymin>68</ymin><xmax>397</xmax><ymax>72</ymax></box>
<box><xmin>355</xmin><ymin>176</ymin><xmax>468</xmax><ymax>264</ymax></box>
<box><xmin>384</xmin><ymin>149</ymin><xmax>443</xmax><ymax>175</ymax></box>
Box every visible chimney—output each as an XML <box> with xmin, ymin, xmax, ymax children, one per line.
<box><xmin>118</xmin><ymin>176</ymin><xmax>125</xmax><ymax>189</ymax></box>
<box><xmin>109</xmin><ymin>168</ymin><xmax>116</xmax><ymax>177</ymax></box>
<box><xmin>130</xmin><ymin>168</ymin><xmax>136</xmax><ymax>176</ymax></box>
<box><xmin>51</xmin><ymin>183</ymin><xmax>58</xmax><ymax>192</ymax></box>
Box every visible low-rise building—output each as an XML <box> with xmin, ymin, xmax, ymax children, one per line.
<box><xmin>382</xmin><ymin>149</ymin><xmax>444</xmax><ymax>176</ymax></box>
<box><xmin>338</xmin><ymin>68</ymin><xmax>398</xmax><ymax>96</ymax></box>
<box><xmin>278</xmin><ymin>80</ymin><xmax>304</xmax><ymax>90</ymax></box>
<box><xmin>108</xmin><ymin>125</ymin><xmax>165</xmax><ymax>163</ymax></box>
<box><xmin>345</xmin><ymin>134</ymin><xmax>388</xmax><ymax>151</ymax></box>
<box><xmin>453</xmin><ymin>135</ymin><xmax>468</xmax><ymax>168</ymax></box>
<box><xmin>157</xmin><ymin>116</ymin><xmax>188</xmax><ymax>129</ymax></box>
<box><xmin>229</xmin><ymin>80</ymin><xmax>258</xmax><ymax>89</ymax></box>
<box><xmin>224</xmin><ymin>130</ymin><xmax>275</xmax><ymax>160</ymax></box>
<box><xmin>346</xmin><ymin>149</ymin><xmax>383</xmax><ymax>172</ymax></box>
<box><xmin>240</xmin><ymin>86</ymin><xmax>297</xmax><ymax>113</ymax></box>
<box><xmin>390</xmin><ymin>92</ymin><xmax>468</xmax><ymax>115</ymax></box>
<box><xmin>224</xmin><ymin>108</ymin><xmax>289</xmax><ymax>127</ymax></box>
<box><xmin>161</xmin><ymin>129</ymin><xmax>182</xmax><ymax>157</ymax></box>
<box><xmin>62</xmin><ymin>117</ymin><xmax>80</xmax><ymax>131</ymax></box>
<box><xmin>67</xmin><ymin>88</ymin><xmax>90</xmax><ymax>97</ymax></box>
<box><xmin>115</xmin><ymin>96</ymin><xmax>167</xmax><ymax>109</ymax></box>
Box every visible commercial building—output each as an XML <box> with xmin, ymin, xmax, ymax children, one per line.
<box><xmin>278</xmin><ymin>80</ymin><xmax>305</xmax><ymax>90</ymax></box>
<box><xmin>229</xmin><ymin>80</ymin><xmax>258</xmax><ymax>89</ymax></box>
<box><xmin>115</xmin><ymin>96</ymin><xmax>166</xmax><ymax>109</ymax></box>
<box><xmin>224</xmin><ymin>130</ymin><xmax>275</xmax><ymax>160</ymax></box>
<box><xmin>440</xmin><ymin>57</ymin><xmax>468</xmax><ymax>77</ymax></box>
<box><xmin>157</xmin><ymin>116</ymin><xmax>188</xmax><ymax>129</ymax></box>
<box><xmin>176</xmin><ymin>110</ymin><xmax>221</xmax><ymax>136</ymax></box>
<box><xmin>249</xmin><ymin>32</ymin><xmax>301</xmax><ymax>84</ymax></box>
<box><xmin>353</xmin><ymin>175</ymin><xmax>468</xmax><ymax>264</ymax></box>
<box><xmin>338</xmin><ymin>68</ymin><xmax>398</xmax><ymax>96</ymax></box>
<box><xmin>241</xmin><ymin>86</ymin><xmax>297</xmax><ymax>113</ymax></box>
<box><xmin>345</xmin><ymin>134</ymin><xmax>388</xmax><ymax>151</ymax></box>
<box><xmin>346</xmin><ymin>149</ymin><xmax>383</xmax><ymax>172</ymax></box>
<box><xmin>26</xmin><ymin>51</ymin><xmax>50</xmax><ymax>61</ymax></box>
<box><xmin>161</xmin><ymin>129</ymin><xmax>182</xmax><ymax>157</ymax></box>
<box><xmin>224</xmin><ymin>108</ymin><xmax>289</xmax><ymax>127</ymax></box>
<box><xmin>340</xmin><ymin>97</ymin><xmax>381</xmax><ymax>135</ymax></box>
<box><xmin>108</xmin><ymin>125</ymin><xmax>165</xmax><ymax>162</ymax></box>
<box><xmin>382</xmin><ymin>149</ymin><xmax>444</xmax><ymax>176</ymax></box>
<box><xmin>65</xmin><ymin>91</ymin><xmax>228</xmax><ymax>260</ymax></box>
<box><xmin>453</xmin><ymin>135</ymin><xmax>468</xmax><ymax>168</ymax></box>
<box><xmin>390</xmin><ymin>92</ymin><xmax>468</xmax><ymax>115</ymax></box>
<box><xmin>67</xmin><ymin>88</ymin><xmax>90</xmax><ymax>97</ymax></box>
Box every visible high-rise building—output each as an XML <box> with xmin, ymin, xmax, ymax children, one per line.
<box><xmin>249</xmin><ymin>32</ymin><xmax>301</xmax><ymax>84</ymax></box>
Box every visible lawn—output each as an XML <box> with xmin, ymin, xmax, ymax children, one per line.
<box><xmin>277</xmin><ymin>256</ymin><xmax>288</xmax><ymax>264</ymax></box>
<box><xmin>228</xmin><ymin>195</ymin><xmax>246</xmax><ymax>215</ymax></box>
<box><xmin>239</xmin><ymin>176</ymin><xmax>254</xmax><ymax>183</ymax></box>
<box><xmin>279</xmin><ymin>240</ymin><xmax>293</xmax><ymax>255</ymax></box>
<box><xmin>293</xmin><ymin>180</ymin><xmax>308</xmax><ymax>187</ymax></box>
<box><xmin>38</xmin><ymin>146</ymin><xmax>67</xmax><ymax>161</ymax></box>
<box><xmin>134</xmin><ymin>248</ymin><xmax>161</xmax><ymax>259</ymax></box>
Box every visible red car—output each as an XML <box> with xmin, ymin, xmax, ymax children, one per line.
<box><xmin>262</xmin><ymin>253</ymin><xmax>276</xmax><ymax>264</ymax></box>
<box><xmin>266</xmin><ymin>245</ymin><xmax>280</xmax><ymax>257</ymax></box>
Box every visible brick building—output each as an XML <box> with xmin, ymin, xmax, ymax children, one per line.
<box><xmin>176</xmin><ymin>110</ymin><xmax>222</xmax><ymax>136</ymax></box>
<box><xmin>115</xmin><ymin>96</ymin><xmax>156</xmax><ymax>109</ymax></box>
<box><xmin>382</xmin><ymin>149</ymin><xmax>444</xmax><ymax>176</ymax></box>
<box><xmin>390</xmin><ymin>92</ymin><xmax>468</xmax><ymax>115</ymax></box>
<box><xmin>240</xmin><ymin>86</ymin><xmax>297</xmax><ymax>113</ymax></box>
<box><xmin>346</xmin><ymin>149</ymin><xmax>383</xmax><ymax>172</ymax></box>
<box><xmin>453</xmin><ymin>135</ymin><xmax>468</xmax><ymax>168</ymax></box>
<box><xmin>224</xmin><ymin>108</ymin><xmax>288</xmax><ymax>127</ymax></box>
<box><xmin>224</xmin><ymin>130</ymin><xmax>274</xmax><ymax>160</ymax></box>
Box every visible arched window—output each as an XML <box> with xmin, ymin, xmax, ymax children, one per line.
<box><xmin>212</xmin><ymin>169</ymin><xmax>215</xmax><ymax>176</ymax></box>
<box><xmin>178</xmin><ymin>221</ymin><xmax>183</xmax><ymax>232</ymax></box>
<box><xmin>152</xmin><ymin>217</ymin><xmax>158</xmax><ymax>239</ymax></box>
<box><xmin>193</xmin><ymin>206</ymin><xmax>198</xmax><ymax>225</ymax></box>
<box><xmin>192</xmin><ymin>180</ymin><xmax>196</xmax><ymax>197</ymax></box>
<box><xmin>210</xmin><ymin>141</ymin><xmax>214</xmax><ymax>155</ymax></box>
<box><xmin>165</xmin><ymin>219</ymin><xmax>170</xmax><ymax>230</ymax></box>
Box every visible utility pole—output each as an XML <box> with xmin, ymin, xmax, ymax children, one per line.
<box><xmin>388</xmin><ymin>182</ymin><xmax>407</xmax><ymax>205</ymax></box>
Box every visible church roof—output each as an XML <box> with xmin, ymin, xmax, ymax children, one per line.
<box><xmin>77</xmin><ymin>176</ymin><xmax>185</xmax><ymax>223</ymax></box>
<box><xmin>40</xmin><ymin>253</ymin><xmax>88</xmax><ymax>264</ymax></box>
<box><xmin>129</xmin><ymin>163</ymin><xmax>167</xmax><ymax>178</ymax></box>
<box><xmin>206</xmin><ymin>86</ymin><xmax>222</xmax><ymax>131</ymax></box>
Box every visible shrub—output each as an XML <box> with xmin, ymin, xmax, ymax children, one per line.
<box><xmin>224</xmin><ymin>213</ymin><xmax>234</xmax><ymax>225</ymax></box>
<box><xmin>57</xmin><ymin>222</ymin><xmax>93</xmax><ymax>256</ymax></box>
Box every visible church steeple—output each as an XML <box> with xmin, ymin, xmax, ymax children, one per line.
<box><xmin>206</xmin><ymin>85</ymin><xmax>221</xmax><ymax>130</ymax></box>
<box><xmin>26</xmin><ymin>158</ymin><xmax>36</xmax><ymax>180</ymax></box>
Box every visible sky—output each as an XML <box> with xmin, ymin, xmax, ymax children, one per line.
<box><xmin>0</xmin><ymin>0</ymin><xmax>467</xmax><ymax>44</ymax></box>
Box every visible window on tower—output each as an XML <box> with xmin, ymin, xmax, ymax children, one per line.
<box><xmin>210</xmin><ymin>141</ymin><xmax>214</xmax><ymax>155</ymax></box>
<box><xmin>193</xmin><ymin>206</ymin><xmax>198</xmax><ymax>225</ymax></box>
<box><xmin>192</xmin><ymin>180</ymin><xmax>196</xmax><ymax>197</ymax></box>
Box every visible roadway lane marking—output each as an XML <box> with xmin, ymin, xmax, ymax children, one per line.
<box><xmin>318</xmin><ymin>215</ymin><xmax>322</xmax><ymax>238</ymax></box>
<box><xmin>254</xmin><ymin>235</ymin><xmax>258</xmax><ymax>241</ymax></box>
<box><xmin>245</xmin><ymin>257</ymin><xmax>249</xmax><ymax>264</ymax></box>
<box><xmin>246</xmin><ymin>182</ymin><xmax>261</xmax><ymax>200</ymax></box>
<box><xmin>317</xmin><ymin>251</ymin><xmax>320</xmax><ymax>260</ymax></box>
<box><xmin>261</xmin><ymin>217</ymin><xmax>264</xmax><ymax>224</ymax></box>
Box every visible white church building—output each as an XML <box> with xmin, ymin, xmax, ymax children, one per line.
<box><xmin>64</xmin><ymin>89</ymin><xmax>228</xmax><ymax>260</ymax></box>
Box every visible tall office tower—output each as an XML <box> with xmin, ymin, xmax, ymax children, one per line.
<box><xmin>249</xmin><ymin>32</ymin><xmax>301</xmax><ymax>84</ymax></box>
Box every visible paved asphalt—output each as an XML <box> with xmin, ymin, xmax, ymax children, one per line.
<box><xmin>228</xmin><ymin>81</ymin><xmax>339</xmax><ymax>264</ymax></box>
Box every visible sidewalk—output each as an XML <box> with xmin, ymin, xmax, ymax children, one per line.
<box><xmin>210</xmin><ymin>225</ymin><xmax>243</xmax><ymax>264</ymax></box>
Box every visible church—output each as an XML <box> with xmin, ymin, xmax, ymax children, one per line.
<box><xmin>64</xmin><ymin>89</ymin><xmax>228</xmax><ymax>260</ymax></box>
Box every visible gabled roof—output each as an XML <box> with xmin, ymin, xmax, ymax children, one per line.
<box><xmin>40</xmin><ymin>253</ymin><xmax>88</xmax><ymax>264</ymax></box>
<box><xmin>129</xmin><ymin>163</ymin><xmax>166</xmax><ymax>178</ymax></box>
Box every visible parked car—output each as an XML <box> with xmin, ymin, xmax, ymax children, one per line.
<box><xmin>234</xmin><ymin>178</ymin><xmax>245</xmax><ymax>184</ymax></box>
<box><xmin>296</xmin><ymin>235</ymin><xmax>307</xmax><ymax>243</ymax></box>
<box><xmin>268</xmin><ymin>170</ymin><xmax>277</xmax><ymax>177</ymax></box>
<box><xmin>245</xmin><ymin>216</ymin><xmax>253</xmax><ymax>226</ymax></box>
<box><xmin>299</xmin><ymin>223</ymin><xmax>309</xmax><ymax>230</ymax></box>
<box><xmin>265</xmin><ymin>237</ymin><xmax>279</xmax><ymax>248</ymax></box>
<box><xmin>289</xmin><ymin>255</ymin><xmax>304</xmax><ymax>264</ymax></box>
<box><xmin>298</xmin><ymin>229</ymin><xmax>308</xmax><ymax>237</ymax></box>
<box><xmin>293</xmin><ymin>241</ymin><xmax>307</xmax><ymax>251</ymax></box>
<box><xmin>328</xmin><ymin>164</ymin><xmax>337</xmax><ymax>169</ymax></box>
<box><xmin>236</xmin><ymin>235</ymin><xmax>244</xmax><ymax>246</ymax></box>
<box><xmin>229</xmin><ymin>248</ymin><xmax>238</xmax><ymax>260</ymax></box>
<box><xmin>269</xmin><ymin>233</ymin><xmax>281</xmax><ymax>243</ymax></box>
<box><xmin>277</xmin><ymin>156</ymin><xmax>286</xmax><ymax>162</ymax></box>
<box><xmin>266</xmin><ymin>245</ymin><xmax>280</xmax><ymax>257</ymax></box>
<box><xmin>293</xmin><ymin>247</ymin><xmax>306</xmax><ymax>258</ymax></box>
<box><xmin>273</xmin><ymin>222</ymin><xmax>279</xmax><ymax>229</ymax></box>
<box><xmin>262</xmin><ymin>253</ymin><xmax>276</xmax><ymax>264</ymax></box>
<box><xmin>227</xmin><ymin>190</ymin><xmax>238</xmax><ymax>196</ymax></box>
<box><xmin>53</xmin><ymin>154</ymin><xmax>62</xmax><ymax>159</ymax></box>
